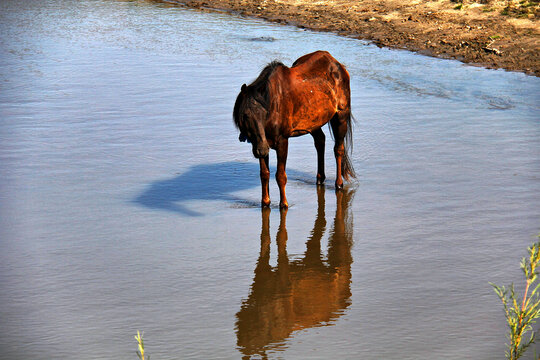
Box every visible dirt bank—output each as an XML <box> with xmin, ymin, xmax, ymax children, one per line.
<box><xmin>161</xmin><ymin>0</ymin><xmax>539</xmax><ymax>76</ymax></box>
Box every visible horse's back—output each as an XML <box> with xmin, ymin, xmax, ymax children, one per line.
<box><xmin>291</xmin><ymin>51</ymin><xmax>349</xmax><ymax>87</ymax></box>
<box><xmin>291</xmin><ymin>50</ymin><xmax>335</xmax><ymax>68</ymax></box>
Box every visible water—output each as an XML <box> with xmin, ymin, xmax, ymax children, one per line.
<box><xmin>0</xmin><ymin>0</ymin><xmax>539</xmax><ymax>359</ymax></box>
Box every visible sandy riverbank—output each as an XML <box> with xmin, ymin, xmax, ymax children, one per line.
<box><xmin>162</xmin><ymin>0</ymin><xmax>539</xmax><ymax>76</ymax></box>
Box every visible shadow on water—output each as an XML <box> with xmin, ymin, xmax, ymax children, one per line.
<box><xmin>133</xmin><ymin>161</ymin><xmax>316</xmax><ymax>216</ymax></box>
<box><xmin>235</xmin><ymin>186</ymin><xmax>356</xmax><ymax>359</ymax></box>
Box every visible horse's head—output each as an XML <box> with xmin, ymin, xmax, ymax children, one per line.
<box><xmin>233</xmin><ymin>84</ymin><xmax>270</xmax><ymax>159</ymax></box>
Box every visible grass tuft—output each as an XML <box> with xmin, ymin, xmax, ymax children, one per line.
<box><xmin>491</xmin><ymin>235</ymin><xmax>540</xmax><ymax>360</ymax></box>
<box><xmin>135</xmin><ymin>331</ymin><xmax>149</xmax><ymax>360</ymax></box>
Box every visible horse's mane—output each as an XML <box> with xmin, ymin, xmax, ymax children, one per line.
<box><xmin>233</xmin><ymin>61</ymin><xmax>284</xmax><ymax>130</ymax></box>
<box><xmin>250</xmin><ymin>61</ymin><xmax>283</xmax><ymax>94</ymax></box>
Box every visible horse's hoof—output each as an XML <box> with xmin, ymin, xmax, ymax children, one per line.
<box><xmin>335</xmin><ymin>183</ymin><xmax>344</xmax><ymax>190</ymax></box>
<box><xmin>261</xmin><ymin>199</ymin><xmax>271</xmax><ymax>207</ymax></box>
<box><xmin>279</xmin><ymin>202</ymin><xmax>289</xmax><ymax>209</ymax></box>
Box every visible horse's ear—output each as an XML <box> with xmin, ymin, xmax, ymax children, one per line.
<box><xmin>241</xmin><ymin>84</ymin><xmax>247</xmax><ymax>93</ymax></box>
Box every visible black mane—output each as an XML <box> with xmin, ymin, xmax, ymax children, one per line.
<box><xmin>249</xmin><ymin>61</ymin><xmax>283</xmax><ymax>94</ymax></box>
<box><xmin>233</xmin><ymin>61</ymin><xmax>284</xmax><ymax>131</ymax></box>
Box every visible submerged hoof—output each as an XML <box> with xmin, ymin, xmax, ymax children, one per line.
<box><xmin>261</xmin><ymin>199</ymin><xmax>271</xmax><ymax>207</ymax></box>
<box><xmin>335</xmin><ymin>183</ymin><xmax>344</xmax><ymax>190</ymax></box>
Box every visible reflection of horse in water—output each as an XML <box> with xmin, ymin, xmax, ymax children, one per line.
<box><xmin>235</xmin><ymin>187</ymin><xmax>355</xmax><ymax>359</ymax></box>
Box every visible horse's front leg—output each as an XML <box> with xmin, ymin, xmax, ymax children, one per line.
<box><xmin>259</xmin><ymin>155</ymin><xmax>270</xmax><ymax>207</ymax></box>
<box><xmin>311</xmin><ymin>128</ymin><xmax>326</xmax><ymax>185</ymax></box>
<box><xmin>275</xmin><ymin>138</ymin><xmax>289</xmax><ymax>209</ymax></box>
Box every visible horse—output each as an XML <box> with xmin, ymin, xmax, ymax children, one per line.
<box><xmin>233</xmin><ymin>50</ymin><xmax>356</xmax><ymax>209</ymax></box>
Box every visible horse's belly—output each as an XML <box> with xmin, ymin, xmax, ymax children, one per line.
<box><xmin>290</xmin><ymin>104</ymin><xmax>335</xmax><ymax>135</ymax></box>
<box><xmin>290</xmin><ymin>129</ymin><xmax>311</xmax><ymax>137</ymax></box>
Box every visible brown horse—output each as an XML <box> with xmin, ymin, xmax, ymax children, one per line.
<box><xmin>233</xmin><ymin>51</ymin><xmax>355</xmax><ymax>208</ymax></box>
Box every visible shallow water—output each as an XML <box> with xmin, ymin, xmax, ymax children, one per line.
<box><xmin>0</xmin><ymin>0</ymin><xmax>539</xmax><ymax>359</ymax></box>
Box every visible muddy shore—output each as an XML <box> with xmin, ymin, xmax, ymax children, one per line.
<box><xmin>161</xmin><ymin>0</ymin><xmax>539</xmax><ymax>76</ymax></box>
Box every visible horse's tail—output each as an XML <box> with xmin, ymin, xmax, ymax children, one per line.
<box><xmin>341</xmin><ymin>111</ymin><xmax>356</xmax><ymax>181</ymax></box>
<box><xmin>329</xmin><ymin>110</ymin><xmax>356</xmax><ymax>181</ymax></box>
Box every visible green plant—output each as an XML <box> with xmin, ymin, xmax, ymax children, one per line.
<box><xmin>491</xmin><ymin>236</ymin><xmax>540</xmax><ymax>360</ymax></box>
<box><xmin>135</xmin><ymin>330</ymin><xmax>149</xmax><ymax>360</ymax></box>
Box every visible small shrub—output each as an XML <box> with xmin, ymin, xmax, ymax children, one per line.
<box><xmin>491</xmin><ymin>236</ymin><xmax>540</xmax><ymax>360</ymax></box>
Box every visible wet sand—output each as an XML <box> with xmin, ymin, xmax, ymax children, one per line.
<box><xmin>169</xmin><ymin>0</ymin><xmax>539</xmax><ymax>76</ymax></box>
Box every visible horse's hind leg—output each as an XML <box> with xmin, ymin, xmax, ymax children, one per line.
<box><xmin>330</xmin><ymin>112</ymin><xmax>348</xmax><ymax>190</ymax></box>
<box><xmin>311</xmin><ymin>128</ymin><xmax>326</xmax><ymax>185</ymax></box>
